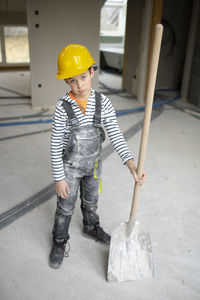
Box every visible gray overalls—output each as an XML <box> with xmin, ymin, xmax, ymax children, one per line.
<box><xmin>52</xmin><ymin>92</ymin><xmax>105</xmax><ymax>242</ymax></box>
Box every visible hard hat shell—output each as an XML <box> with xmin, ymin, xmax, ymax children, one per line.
<box><xmin>57</xmin><ymin>44</ymin><xmax>96</xmax><ymax>79</ymax></box>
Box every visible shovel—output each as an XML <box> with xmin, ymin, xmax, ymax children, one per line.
<box><xmin>107</xmin><ymin>24</ymin><xmax>163</xmax><ymax>282</ymax></box>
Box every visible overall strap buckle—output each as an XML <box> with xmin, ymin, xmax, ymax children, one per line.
<box><xmin>62</xmin><ymin>100</ymin><xmax>79</xmax><ymax>127</ymax></box>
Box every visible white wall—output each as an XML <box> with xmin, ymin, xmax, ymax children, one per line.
<box><xmin>27</xmin><ymin>0</ymin><xmax>101</xmax><ymax>109</ymax></box>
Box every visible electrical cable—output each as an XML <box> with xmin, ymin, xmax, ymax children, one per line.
<box><xmin>0</xmin><ymin>79</ymin><xmax>197</xmax><ymax>230</ymax></box>
<box><xmin>116</xmin><ymin>95</ymin><xmax>179</xmax><ymax>116</ymax></box>
<box><xmin>0</xmin><ymin>91</ymin><xmax>179</xmax><ymax>127</ymax></box>
<box><xmin>0</xmin><ymin>128</ymin><xmax>51</xmax><ymax>142</ymax></box>
<box><xmin>0</xmin><ymin>86</ymin><xmax>30</xmax><ymax>98</ymax></box>
<box><xmin>0</xmin><ymin>108</ymin><xmax>162</xmax><ymax>230</ymax></box>
<box><xmin>0</xmin><ymin>119</ymin><xmax>52</xmax><ymax>126</ymax></box>
<box><xmin>0</xmin><ymin>108</ymin><xmax>50</xmax><ymax>121</ymax></box>
<box><xmin>0</xmin><ymin>103</ymin><xmax>30</xmax><ymax>107</ymax></box>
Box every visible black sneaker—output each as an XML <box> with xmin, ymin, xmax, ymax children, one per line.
<box><xmin>83</xmin><ymin>222</ymin><xmax>111</xmax><ymax>244</ymax></box>
<box><xmin>49</xmin><ymin>239</ymin><xmax>69</xmax><ymax>269</ymax></box>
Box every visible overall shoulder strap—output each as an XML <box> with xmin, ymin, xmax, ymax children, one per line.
<box><xmin>62</xmin><ymin>100</ymin><xmax>79</xmax><ymax>127</ymax></box>
<box><xmin>93</xmin><ymin>92</ymin><xmax>101</xmax><ymax>126</ymax></box>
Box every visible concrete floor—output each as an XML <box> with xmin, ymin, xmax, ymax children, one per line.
<box><xmin>0</xmin><ymin>71</ymin><xmax>200</xmax><ymax>300</ymax></box>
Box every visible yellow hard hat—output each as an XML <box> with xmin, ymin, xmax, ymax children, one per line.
<box><xmin>57</xmin><ymin>44</ymin><xmax>96</xmax><ymax>79</ymax></box>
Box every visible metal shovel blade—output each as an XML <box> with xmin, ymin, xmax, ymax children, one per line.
<box><xmin>107</xmin><ymin>218</ymin><xmax>154</xmax><ymax>282</ymax></box>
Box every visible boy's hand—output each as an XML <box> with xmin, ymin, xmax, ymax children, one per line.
<box><xmin>56</xmin><ymin>179</ymin><xmax>69</xmax><ymax>198</ymax></box>
<box><xmin>125</xmin><ymin>159</ymin><xmax>146</xmax><ymax>185</ymax></box>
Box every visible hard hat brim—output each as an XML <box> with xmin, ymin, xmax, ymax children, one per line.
<box><xmin>57</xmin><ymin>64</ymin><xmax>98</xmax><ymax>80</ymax></box>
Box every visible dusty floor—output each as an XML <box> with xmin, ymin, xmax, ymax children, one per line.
<box><xmin>0</xmin><ymin>70</ymin><xmax>200</xmax><ymax>300</ymax></box>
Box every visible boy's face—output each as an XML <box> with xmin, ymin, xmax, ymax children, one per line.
<box><xmin>65</xmin><ymin>68</ymin><xmax>95</xmax><ymax>100</ymax></box>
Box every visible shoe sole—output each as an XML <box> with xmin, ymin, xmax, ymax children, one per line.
<box><xmin>81</xmin><ymin>231</ymin><xmax>110</xmax><ymax>246</ymax></box>
<box><xmin>49</xmin><ymin>256</ymin><xmax>63</xmax><ymax>269</ymax></box>
<box><xmin>49</xmin><ymin>260</ymin><xmax>62</xmax><ymax>269</ymax></box>
<box><xmin>49</xmin><ymin>263</ymin><xmax>61</xmax><ymax>270</ymax></box>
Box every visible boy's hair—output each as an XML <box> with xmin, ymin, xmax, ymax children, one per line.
<box><xmin>88</xmin><ymin>66</ymin><xmax>97</xmax><ymax>74</ymax></box>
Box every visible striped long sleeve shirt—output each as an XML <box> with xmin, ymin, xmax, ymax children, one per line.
<box><xmin>51</xmin><ymin>89</ymin><xmax>133</xmax><ymax>181</ymax></box>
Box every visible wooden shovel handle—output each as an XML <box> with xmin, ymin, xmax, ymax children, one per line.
<box><xmin>130</xmin><ymin>24</ymin><xmax>163</xmax><ymax>220</ymax></box>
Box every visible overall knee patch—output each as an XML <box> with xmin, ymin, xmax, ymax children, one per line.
<box><xmin>52</xmin><ymin>211</ymin><xmax>72</xmax><ymax>241</ymax></box>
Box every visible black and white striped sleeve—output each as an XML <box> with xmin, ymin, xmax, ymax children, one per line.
<box><xmin>51</xmin><ymin>100</ymin><xmax>68</xmax><ymax>181</ymax></box>
<box><xmin>102</xmin><ymin>95</ymin><xmax>133</xmax><ymax>164</ymax></box>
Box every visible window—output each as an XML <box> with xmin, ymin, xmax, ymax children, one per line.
<box><xmin>100</xmin><ymin>0</ymin><xmax>127</xmax><ymax>37</ymax></box>
<box><xmin>101</xmin><ymin>6</ymin><xmax>121</xmax><ymax>34</ymax></box>
<box><xmin>0</xmin><ymin>26</ymin><xmax>30</xmax><ymax>65</ymax></box>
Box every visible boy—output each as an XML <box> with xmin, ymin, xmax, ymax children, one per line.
<box><xmin>49</xmin><ymin>44</ymin><xmax>146</xmax><ymax>269</ymax></box>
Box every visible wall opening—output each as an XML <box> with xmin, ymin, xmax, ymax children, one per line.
<box><xmin>99</xmin><ymin>0</ymin><xmax>127</xmax><ymax>74</ymax></box>
<box><xmin>0</xmin><ymin>25</ymin><xmax>30</xmax><ymax>67</ymax></box>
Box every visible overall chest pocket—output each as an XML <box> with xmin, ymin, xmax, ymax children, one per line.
<box><xmin>63</xmin><ymin>126</ymin><xmax>103</xmax><ymax>162</ymax></box>
<box><xmin>75</xmin><ymin>130</ymin><xmax>101</xmax><ymax>157</ymax></box>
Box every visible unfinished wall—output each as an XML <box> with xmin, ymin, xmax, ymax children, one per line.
<box><xmin>122</xmin><ymin>0</ymin><xmax>144</xmax><ymax>95</ymax></box>
<box><xmin>27</xmin><ymin>0</ymin><xmax>101</xmax><ymax>109</ymax></box>
<box><xmin>123</xmin><ymin>0</ymin><xmax>193</xmax><ymax>96</ymax></box>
